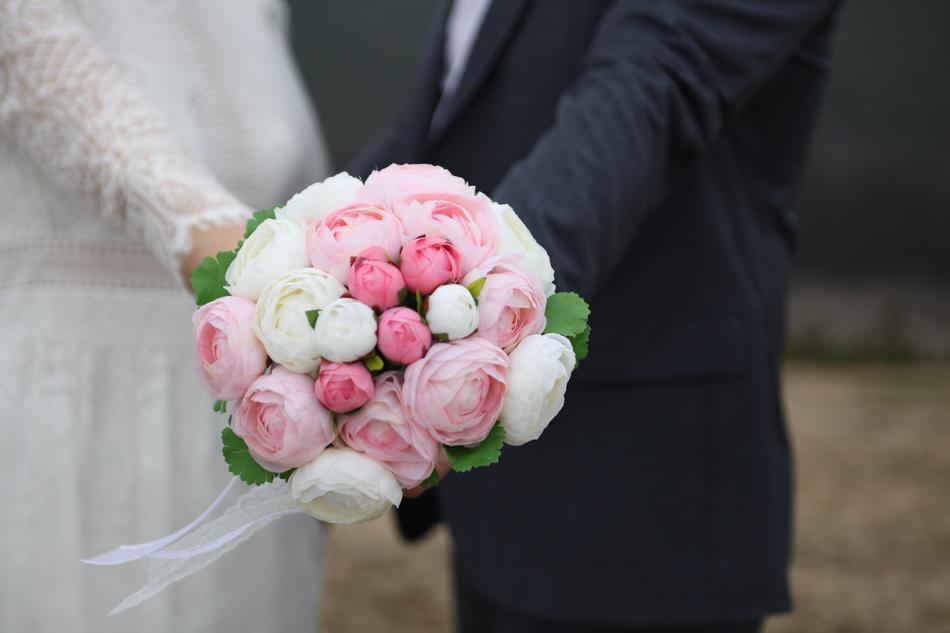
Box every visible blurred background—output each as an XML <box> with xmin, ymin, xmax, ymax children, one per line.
<box><xmin>287</xmin><ymin>1</ymin><xmax>950</xmax><ymax>631</ymax></box>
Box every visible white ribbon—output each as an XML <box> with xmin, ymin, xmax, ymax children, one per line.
<box><xmin>81</xmin><ymin>477</ymin><xmax>304</xmax><ymax>614</ymax></box>
<box><xmin>82</xmin><ymin>476</ymin><xmax>241</xmax><ymax>566</ymax></box>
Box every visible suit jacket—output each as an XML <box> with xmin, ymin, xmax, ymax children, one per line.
<box><xmin>350</xmin><ymin>0</ymin><xmax>840</xmax><ymax>625</ymax></box>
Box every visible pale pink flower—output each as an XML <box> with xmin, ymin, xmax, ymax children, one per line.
<box><xmin>307</xmin><ymin>202</ymin><xmax>403</xmax><ymax>281</ymax></box>
<box><xmin>314</xmin><ymin>361</ymin><xmax>375</xmax><ymax>413</ymax></box>
<box><xmin>377</xmin><ymin>307</ymin><xmax>432</xmax><ymax>365</ymax></box>
<box><xmin>464</xmin><ymin>256</ymin><xmax>547</xmax><ymax>353</ymax></box>
<box><xmin>361</xmin><ymin>163</ymin><xmax>474</xmax><ymax>204</ymax></box>
<box><xmin>338</xmin><ymin>372</ymin><xmax>440</xmax><ymax>488</ymax></box>
<box><xmin>396</xmin><ymin>192</ymin><xmax>498</xmax><ymax>275</ymax></box>
<box><xmin>347</xmin><ymin>253</ymin><xmax>405</xmax><ymax>312</ymax></box>
<box><xmin>399</xmin><ymin>236</ymin><xmax>462</xmax><ymax>295</ymax></box>
<box><xmin>192</xmin><ymin>296</ymin><xmax>268</xmax><ymax>401</ymax></box>
<box><xmin>234</xmin><ymin>366</ymin><xmax>335</xmax><ymax>471</ymax></box>
<box><xmin>403</xmin><ymin>337</ymin><xmax>508</xmax><ymax>446</ymax></box>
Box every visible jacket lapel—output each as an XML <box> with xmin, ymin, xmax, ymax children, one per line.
<box><xmin>427</xmin><ymin>0</ymin><xmax>530</xmax><ymax>146</ymax></box>
<box><xmin>399</xmin><ymin>0</ymin><xmax>454</xmax><ymax>160</ymax></box>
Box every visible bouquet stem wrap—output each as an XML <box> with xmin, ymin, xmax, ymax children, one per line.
<box><xmin>82</xmin><ymin>478</ymin><xmax>301</xmax><ymax>614</ymax></box>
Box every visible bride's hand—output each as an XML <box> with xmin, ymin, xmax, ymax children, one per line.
<box><xmin>179</xmin><ymin>222</ymin><xmax>246</xmax><ymax>289</ymax></box>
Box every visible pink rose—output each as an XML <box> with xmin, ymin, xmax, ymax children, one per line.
<box><xmin>377</xmin><ymin>307</ymin><xmax>432</xmax><ymax>365</ymax></box>
<box><xmin>399</xmin><ymin>236</ymin><xmax>462</xmax><ymax>295</ymax></box>
<box><xmin>464</xmin><ymin>257</ymin><xmax>547</xmax><ymax>353</ymax></box>
<box><xmin>338</xmin><ymin>372</ymin><xmax>440</xmax><ymax>488</ymax></box>
<box><xmin>403</xmin><ymin>337</ymin><xmax>509</xmax><ymax>446</ymax></box>
<box><xmin>234</xmin><ymin>366</ymin><xmax>335</xmax><ymax>471</ymax></box>
<box><xmin>396</xmin><ymin>192</ymin><xmax>498</xmax><ymax>274</ymax></box>
<box><xmin>361</xmin><ymin>163</ymin><xmax>474</xmax><ymax>204</ymax></box>
<box><xmin>347</xmin><ymin>254</ymin><xmax>406</xmax><ymax>312</ymax></box>
<box><xmin>314</xmin><ymin>361</ymin><xmax>375</xmax><ymax>413</ymax></box>
<box><xmin>307</xmin><ymin>202</ymin><xmax>403</xmax><ymax>281</ymax></box>
<box><xmin>192</xmin><ymin>296</ymin><xmax>268</xmax><ymax>401</ymax></box>
<box><xmin>356</xmin><ymin>245</ymin><xmax>390</xmax><ymax>262</ymax></box>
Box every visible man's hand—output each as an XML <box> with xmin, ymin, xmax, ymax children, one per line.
<box><xmin>179</xmin><ymin>222</ymin><xmax>246</xmax><ymax>289</ymax></box>
<box><xmin>403</xmin><ymin>449</ymin><xmax>452</xmax><ymax>499</ymax></box>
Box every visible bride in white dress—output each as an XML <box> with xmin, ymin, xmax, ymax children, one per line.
<box><xmin>0</xmin><ymin>1</ymin><xmax>329</xmax><ymax>631</ymax></box>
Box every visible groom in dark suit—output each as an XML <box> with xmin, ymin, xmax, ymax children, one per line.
<box><xmin>351</xmin><ymin>1</ymin><xmax>840</xmax><ymax>631</ymax></box>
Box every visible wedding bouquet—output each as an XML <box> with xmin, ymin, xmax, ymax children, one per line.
<box><xmin>83</xmin><ymin>164</ymin><xmax>591</xmax><ymax>612</ymax></box>
<box><xmin>191</xmin><ymin>163</ymin><xmax>591</xmax><ymax>524</ymax></box>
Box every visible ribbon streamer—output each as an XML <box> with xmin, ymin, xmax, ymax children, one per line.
<box><xmin>82</xmin><ymin>476</ymin><xmax>240</xmax><ymax>566</ymax></box>
<box><xmin>81</xmin><ymin>477</ymin><xmax>303</xmax><ymax>614</ymax></box>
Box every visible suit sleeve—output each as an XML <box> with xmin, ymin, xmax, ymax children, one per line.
<box><xmin>493</xmin><ymin>0</ymin><xmax>837</xmax><ymax>298</ymax></box>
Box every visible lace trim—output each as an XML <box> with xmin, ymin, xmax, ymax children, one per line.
<box><xmin>0</xmin><ymin>0</ymin><xmax>251</xmax><ymax>274</ymax></box>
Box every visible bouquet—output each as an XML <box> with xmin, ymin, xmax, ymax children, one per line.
<box><xmin>84</xmin><ymin>164</ymin><xmax>591</xmax><ymax>613</ymax></box>
<box><xmin>191</xmin><ymin>163</ymin><xmax>591</xmax><ymax>524</ymax></box>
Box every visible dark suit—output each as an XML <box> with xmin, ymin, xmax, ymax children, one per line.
<box><xmin>350</xmin><ymin>0</ymin><xmax>840</xmax><ymax>629</ymax></box>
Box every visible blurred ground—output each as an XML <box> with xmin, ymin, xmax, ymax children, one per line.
<box><xmin>320</xmin><ymin>364</ymin><xmax>950</xmax><ymax>633</ymax></box>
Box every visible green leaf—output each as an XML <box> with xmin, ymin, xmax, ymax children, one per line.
<box><xmin>221</xmin><ymin>427</ymin><xmax>277</xmax><ymax>486</ymax></box>
<box><xmin>543</xmin><ymin>292</ymin><xmax>591</xmax><ymax>338</ymax></box>
<box><xmin>213</xmin><ymin>400</ymin><xmax>228</xmax><ymax>414</ymax></box>
<box><xmin>466</xmin><ymin>277</ymin><xmax>486</xmax><ymax>300</ymax></box>
<box><xmin>306</xmin><ymin>309</ymin><xmax>320</xmax><ymax>329</ymax></box>
<box><xmin>444</xmin><ymin>425</ymin><xmax>506</xmax><ymax>473</ymax></box>
<box><xmin>243</xmin><ymin>207</ymin><xmax>277</xmax><ymax>240</ymax></box>
<box><xmin>419</xmin><ymin>469</ymin><xmax>441</xmax><ymax>489</ymax></box>
<box><xmin>277</xmin><ymin>468</ymin><xmax>296</xmax><ymax>481</ymax></box>
<box><xmin>569</xmin><ymin>324</ymin><xmax>591</xmax><ymax>362</ymax></box>
<box><xmin>415</xmin><ymin>290</ymin><xmax>425</xmax><ymax>314</ymax></box>
<box><xmin>363</xmin><ymin>353</ymin><xmax>384</xmax><ymax>372</ymax></box>
<box><xmin>432</xmin><ymin>332</ymin><xmax>450</xmax><ymax>342</ymax></box>
<box><xmin>191</xmin><ymin>250</ymin><xmax>236</xmax><ymax>306</ymax></box>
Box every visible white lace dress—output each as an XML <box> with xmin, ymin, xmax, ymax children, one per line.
<box><xmin>0</xmin><ymin>1</ymin><xmax>329</xmax><ymax>631</ymax></box>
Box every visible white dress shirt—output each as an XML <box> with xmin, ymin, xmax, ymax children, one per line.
<box><xmin>442</xmin><ymin>0</ymin><xmax>493</xmax><ymax>95</ymax></box>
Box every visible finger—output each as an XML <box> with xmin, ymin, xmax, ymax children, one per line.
<box><xmin>403</xmin><ymin>486</ymin><xmax>424</xmax><ymax>499</ymax></box>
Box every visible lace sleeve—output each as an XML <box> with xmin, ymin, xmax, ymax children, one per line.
<box><xmin>0</xmin><ymin>0</ymin><xmax>252</xmax><ymax>273</ymax></box>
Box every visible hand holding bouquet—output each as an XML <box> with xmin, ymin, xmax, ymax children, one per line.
<box><xmin>192</xmin><ymin>164</ymin><xmax>591</xmax><ymax>525</ymax></box>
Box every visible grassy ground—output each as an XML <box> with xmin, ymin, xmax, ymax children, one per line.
<box><xmin>320</xmin><ymin>364</ymin><xmax>950</xmax><ymax>633</ymax></box>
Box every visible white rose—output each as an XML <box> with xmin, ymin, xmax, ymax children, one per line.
<box><xmin>312</xmin><ymin>298</ymin><xmax>378</xmax><ymax>363</ymax></box>
<box><xmin>253</xmin><ymin>268</ymin><xmax>346</xmax><ymax>373</ymax></box>
<box><xmin>225</xmin><ymin>219</ymin><xmax>310</xmax><ymax>301</ymax></box>
<box><xmin>500</xmin><ymin>333</ymin><xmax>576</xmax><ymax>446</ymax></box>
<box><xmin>425</xmin><ymin>284</ymin><xmax>478</xmax><ymax>340</ymax></box>
<box><xmin>492</xmin><ymin>203</ymin><xmax>556</xmax><ymax>297</ymax></box>
<box><xmin>290</xmin><ymin>448</ymin><xmax>402</xmax><ymax>524</ymax></box>
<box><xmin>275</xmin><ymin>172</ymin><xmax>363</xmax><ymax>226</ymax></box>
